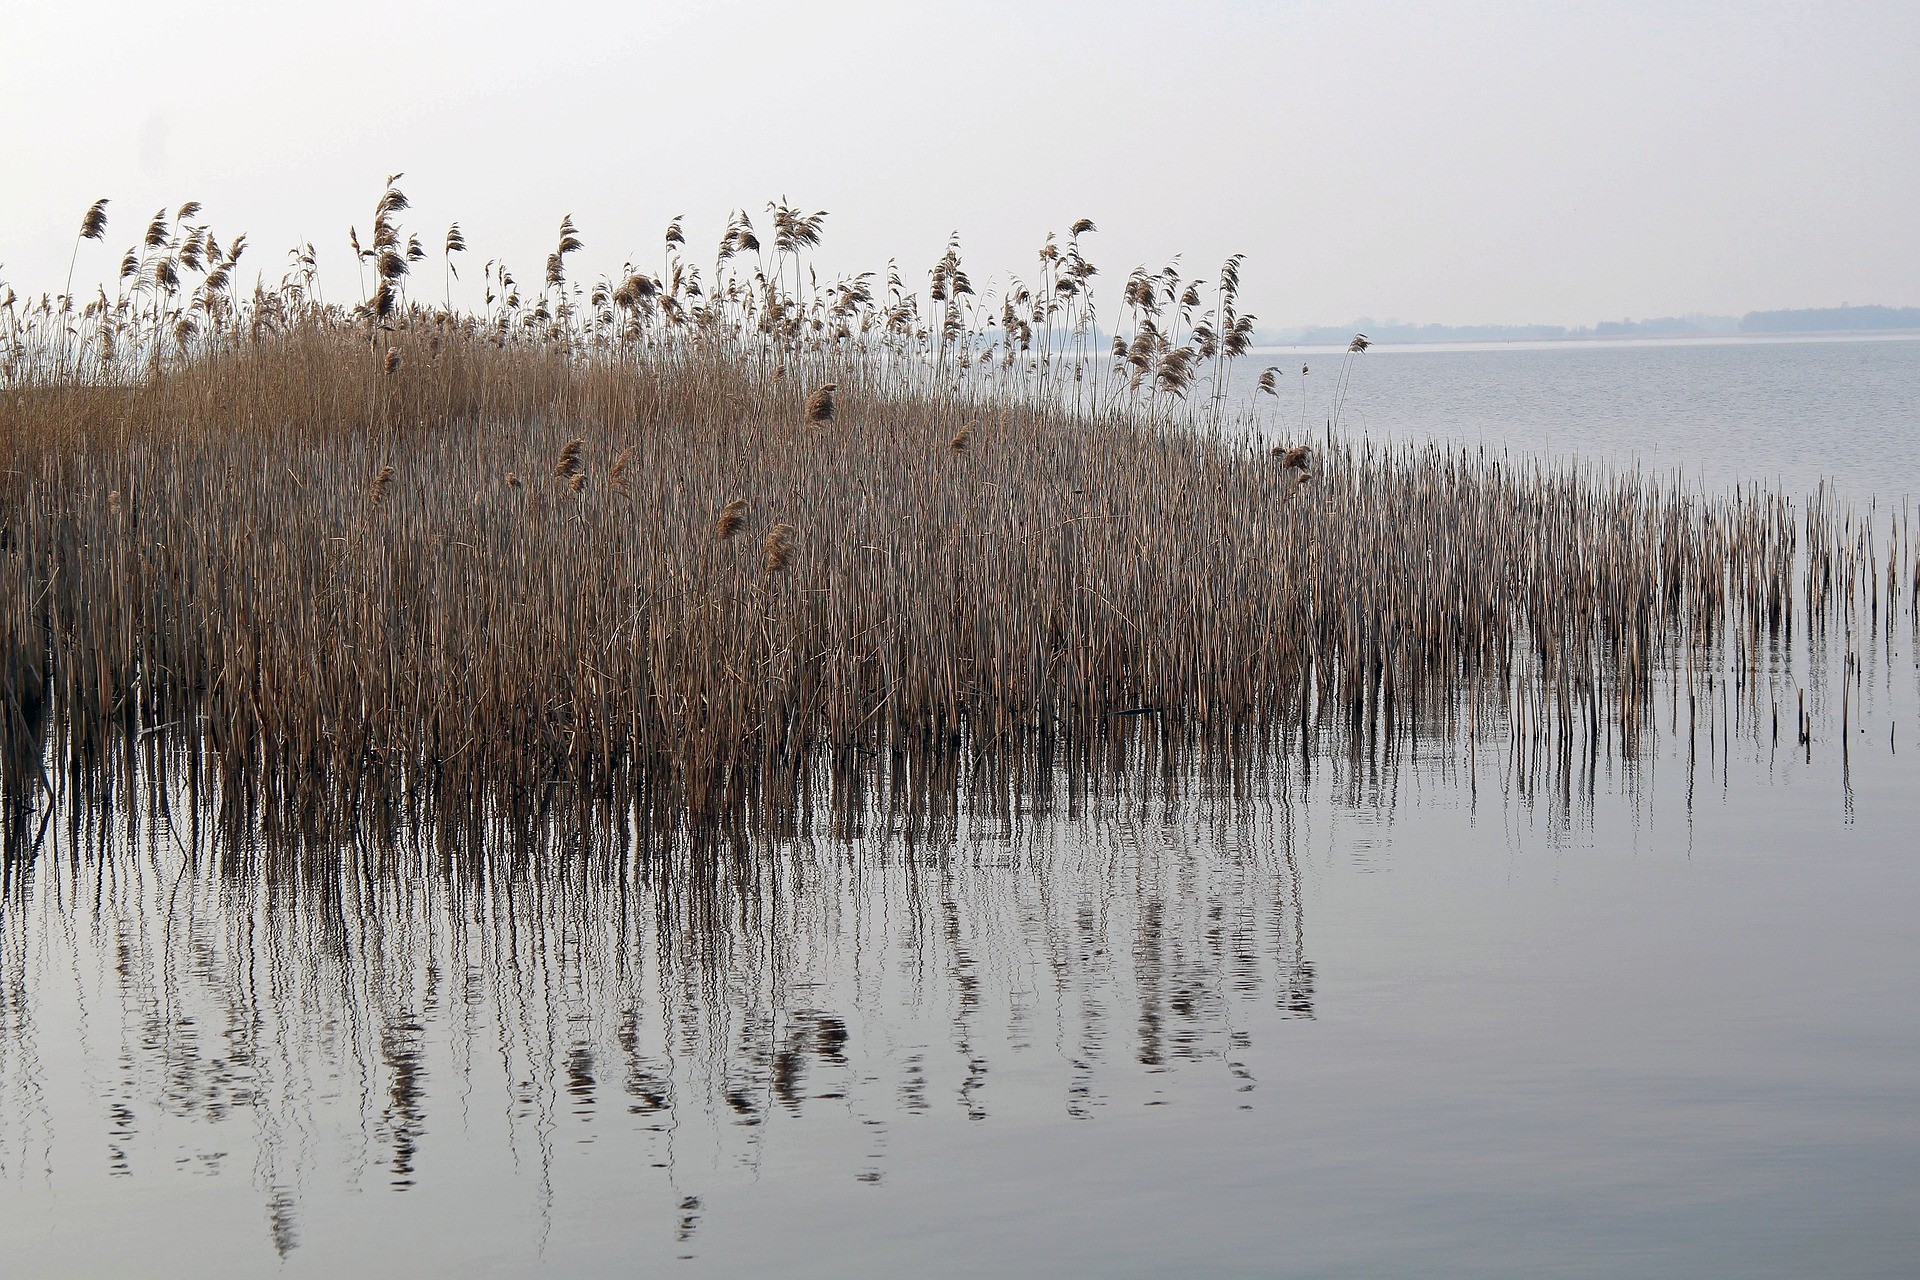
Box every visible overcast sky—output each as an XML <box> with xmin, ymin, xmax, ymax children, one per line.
<box><xmin>5</xmin><ymin>0</ymin><xmax>1917</xmax><ymax>328</ymax></box>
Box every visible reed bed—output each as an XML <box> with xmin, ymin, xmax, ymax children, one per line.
<box><xmin>1</xmin><ymin>186</ymin><xmax>1912</xmax><ymax>840</ymax></box>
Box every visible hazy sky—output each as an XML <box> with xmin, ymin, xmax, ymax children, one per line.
<box><xmin>5</xmin><ymin>0</ymin><xmax>1917</xmax><ymax>327</ymax></box>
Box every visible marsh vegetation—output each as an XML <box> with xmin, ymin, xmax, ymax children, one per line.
<box><xmin>3</xmin><ymin>182</ymin><xmax>1913</xmax><ymax>842</ymax></box>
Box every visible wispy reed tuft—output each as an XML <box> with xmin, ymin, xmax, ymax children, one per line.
<box><xmin>805</xmin><ymin>384</ymin><xmax>837</xmax><ymax>425</ymax></box>
<box><xmin>553</xmin><ymin>438</ymin><xmax>585</xmax><ymax>483</ymax></box>
<box><xmin>763</xmin><ymin>523</ymin><xmax>795</xmax><ymax>574</ymax></box>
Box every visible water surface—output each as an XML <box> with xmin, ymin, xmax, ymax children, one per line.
<box><xmin>2</xmin><ymin>336</ymin><xmax>1917</xmax><ymax>1277</ymax></box>
<box><xmin>1242</xmin><ymin>332</ymin><xmax>1919</xmax><ymax>501</ymax></box>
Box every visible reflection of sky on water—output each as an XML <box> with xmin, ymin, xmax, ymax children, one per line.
<box><xmin>0</xmin><ymin>780</ymin><xmax>1316</xmax><ymax>1272</ymax></box>
<box><xmin>1233</xmin><ymin>335</ymin><xmax>1920</xmax><ymax>503</ymax></box>
<box><xmin>0</xmin><ymin>613</ymin><xmax>1915</xmax><ymax>1278</ymax></box>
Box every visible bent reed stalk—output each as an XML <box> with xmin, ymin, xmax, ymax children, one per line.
<box><xmin>1</xmin><ymin>184</ymin><xmax>1910</xmax><ymax>842</ymax></box>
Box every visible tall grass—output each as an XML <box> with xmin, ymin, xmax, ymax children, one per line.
<box><xmin>1</xmin><ymin>183</ymin><xmax>1911</xmax><ymax>839</ymax></box>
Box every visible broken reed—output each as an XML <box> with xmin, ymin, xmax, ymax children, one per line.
<box><xmin>2</xmin><ymin>188</ymin><xmax>1915</xmax><ymax>836</ymax></box>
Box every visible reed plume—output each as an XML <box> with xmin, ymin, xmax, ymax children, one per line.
<box><xmin>79</xmin><ymin>198</ymin><xmax>110</xmax><ymax>242</ymax></box>
<box><xmin>553</xmin><ymin>437</ymin><xmax>585</xmax><ymax>482</ymax></box>
<box><xmin>763</xmin><ymin>523</ymin><xmax>794</xmax><ymax>573</ymax></box>
<box><xmin>805</xmin><ymin>384</ymin><xmax>837</xmax><ymax>424</ymax></box>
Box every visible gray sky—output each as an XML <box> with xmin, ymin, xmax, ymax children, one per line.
<box><xmin>5</xmin><ymin>0</ymin><xmax>1917</xmax><ymax>328</ymax></box>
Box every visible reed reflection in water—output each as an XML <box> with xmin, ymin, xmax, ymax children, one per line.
<box><xmin>0</xmin><ymin>767</ymin><xmax>1312</xmax><ymax>1264</ymax></box>
<box><xmin>1</xmin><ymin>594</ymin><xmax>1912</xmax><ymax>1276</ymax></box>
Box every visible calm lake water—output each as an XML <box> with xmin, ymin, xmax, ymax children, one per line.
<box><xmin>1241</xmin><ymin>332</ymin><xmax>1920</xmax><ymax>503</ymax></box>
<box><xmin>2</xmin><ymin>336</ymin><xmax>1917</xmax><ymax>1277</ymax></box>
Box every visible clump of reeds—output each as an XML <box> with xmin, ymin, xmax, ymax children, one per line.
<box><xmin>0</xmin><ymin>181</ymin><xmax>1905</xmax><ymax>834</ymax></box>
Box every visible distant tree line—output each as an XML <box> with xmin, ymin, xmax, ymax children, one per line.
<box><xmin>1260</xmin><ymin>304</ymin><xmax>1919</xmax><ymax>346</ymax></box>
<box><xmin>1736</xmin><ymin>304</ymin><xmax>1920</xmax><ymax>334</ymax></box>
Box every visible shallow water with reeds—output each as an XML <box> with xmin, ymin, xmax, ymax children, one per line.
<box><xmin>3</xmin><ymin>337</ymin><xmax>1917</xmax><ymax>1278</ymax></box>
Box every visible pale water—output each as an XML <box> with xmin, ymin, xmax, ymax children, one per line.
<box><xmin>1243</xmin><ymin>332</ymin><xmax>1919</xmax><ymax>502</ymax></box>
<box><xmin>2</xmin><ymin>336</ymin><xmax>1917</xmax><ymax>1278</ymax></box>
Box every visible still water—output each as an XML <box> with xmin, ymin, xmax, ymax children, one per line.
<box><xmin>2</xmin><ymin>336</ymin><xmax>1918</xmax><ymax>1278</ymax></box>
<box><xmin>1242</xmin><ymin>332</ymin><xmax>1920</xmax><ymax>502</ymax></box>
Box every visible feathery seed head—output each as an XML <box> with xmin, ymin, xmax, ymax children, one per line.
<box><xmin>80</xmin><ymin>199</ymin><xmax>110</xmax><ymax>242</ymax></box>
<box><xmin>552</xmin><ymin>438</ymin><xmax>585</xmax><ymax>481</ymax></box>
<box><xmin>763</xmin><ymin>523</ymin><xmax>794</xmax><ymax>574</ymax></box>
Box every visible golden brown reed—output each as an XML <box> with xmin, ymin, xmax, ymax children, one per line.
<box><xmin>763</xmin><ymin>523</ymin><xmax>795</xmax><ymax>574</ymax></box>
<box><xmin>553</xmin><ymin>437</ymin><xmax>585</xmax><ymax>482</ymax></box>
<box><xmin>1</xmin><ymin>184</ymin><xmax>1909</xmax><ymax>836</ymax></box>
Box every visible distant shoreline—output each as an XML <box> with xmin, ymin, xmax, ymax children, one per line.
<box><xmin>1246</xmin><ymin>328</ymin><xmax>1920</xmax><ymax>355</ymax></box>
<box><xmin>1257</xmin><ymin>305</ymin><xmax>1920</xmax><ymax>349</ymax></box>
